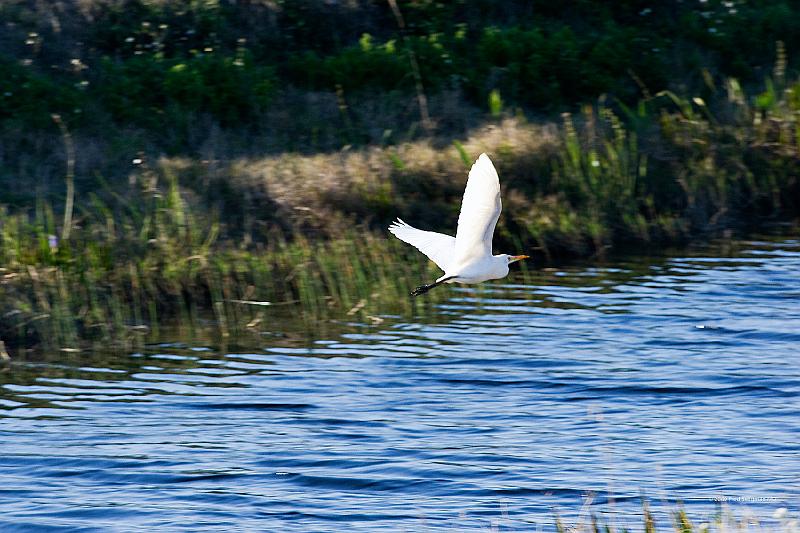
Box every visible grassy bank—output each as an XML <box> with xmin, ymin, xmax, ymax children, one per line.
<box><xmin>1</xmin><ymin>62</ymin><xmax>799</xmax><ymax>353</ymax></box>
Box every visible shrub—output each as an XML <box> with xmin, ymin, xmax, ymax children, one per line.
<box><xmin>97</xmin><ymin>52</ymin><xmax>274</xmax><ymax>130</ymax></box>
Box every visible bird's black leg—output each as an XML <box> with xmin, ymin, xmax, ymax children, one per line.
<box><xmin>411</xmin><ymin>276</ymin><xmax>455</xmax><ymax>297</ymax></box>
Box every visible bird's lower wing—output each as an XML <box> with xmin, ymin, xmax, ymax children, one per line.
<box><xmin>388</xmin><ymin>219</ymin><xmax>455</xmax><ymax>272</ymax></box>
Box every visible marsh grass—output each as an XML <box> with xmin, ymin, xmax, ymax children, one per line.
<box><xmin>0</xmin><ymin>169</ymin><xmax>446</xmax><ymax>353</ymax></box>
<box><xmin>454</xmin><ymin>496</ymin><xmax>799</xmax><ymax>533</ymax></box>
<box><xmin>1</xmin><ymin>66</ymin><xmax>800</xmax><ymax>353</ymax></box>
<box><xmin>552</xmin><ymin>503</ymin><xmax>799</xmax><ymax>533</ymax></box>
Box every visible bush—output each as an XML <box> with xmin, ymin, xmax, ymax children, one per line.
<box><xmin>1</xmin><ymin>0</ymin><xmax>800</xmax><ymax>151</ymax></box>
<box><xmin>97</xmin><ymin>52</ymin><xmax>274</xmax><ymax>130</ymax></box>
<box><xmin>0</xmin><ymin>58</ymin><xmax>84</xmax><ymax>128</ymax></box>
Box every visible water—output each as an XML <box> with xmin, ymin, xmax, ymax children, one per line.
<box><xmin>2</xmin><ymin>238</ymin><xmax>799</xmax><ymax>531</ymax></box>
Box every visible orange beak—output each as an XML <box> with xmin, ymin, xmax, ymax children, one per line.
<box><xmin>510</xmin><ymin>254</ymin><xmax>529</xmax><ymax>263</ymax></box>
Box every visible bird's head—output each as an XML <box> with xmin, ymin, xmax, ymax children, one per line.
<box><xmin>505</xmin><ymin>254</ymin><xmax>529</xmax><ymax>264</ymax></box>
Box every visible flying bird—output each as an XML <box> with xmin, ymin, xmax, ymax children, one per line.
<box><xmin>389</xmin><ymin>153</ymin><xmax>528</xmax><ymax>296</ymax></box>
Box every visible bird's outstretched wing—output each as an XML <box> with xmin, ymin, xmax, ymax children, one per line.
<box><xmin>388</xmin><ymin>218</ymin><xmax>455</xmax><ymax>272</ymax></box>
<box><xmin>454</xmin><ymin>153</ymin><xmax>501</xmax><ymax>261</ymax></box>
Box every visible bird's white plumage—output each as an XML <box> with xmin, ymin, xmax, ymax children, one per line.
<box><xmin>388</xmin><ymin>218</ymin><xmax>455</xmax><ymax>271</ymax></box>
<box><xmin>389</xmin><ymin>153</ymin><xmax>525</xmax><ymax>290</ymax></box>
<box><xmin>453</xmin><ymin>153</ymin><xmax>501</xmax><ymax>263</ymax></box>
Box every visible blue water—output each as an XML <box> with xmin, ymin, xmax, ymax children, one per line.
<box><xmin>1</xmin><ymin>238</ymin><xmax>799</xmax><ymax>531</ymax></box>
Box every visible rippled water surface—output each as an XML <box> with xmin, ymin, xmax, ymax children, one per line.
<box><xmin>2</xmin><ymin>238</ymin><xmax>799</xmax><ymax>531</ymax></box>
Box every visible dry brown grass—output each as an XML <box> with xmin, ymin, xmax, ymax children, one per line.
<box><xmin>160</xmin><ymin>117</ymin><xmax>559</xmax><ymax>236</ymax></box>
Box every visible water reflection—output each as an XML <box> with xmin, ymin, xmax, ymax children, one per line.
<box><xmin>1</xmin><ymin>238</ymin><xmax>799</xmax><ymax>531</ymax></box>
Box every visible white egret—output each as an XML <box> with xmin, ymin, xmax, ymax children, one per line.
<box><xmin>389</xmin><ymin>153</ymin><xmax>529</xmax><ymax>296</ymax></box>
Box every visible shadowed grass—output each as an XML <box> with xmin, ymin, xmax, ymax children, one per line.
<box><xmin>170</xmin><ymin>67</ymin><xmax>799</xmax><ymax>258</ymax></box>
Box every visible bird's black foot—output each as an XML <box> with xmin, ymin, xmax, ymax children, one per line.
<box><xmin>411</xmin><ymin>276</ymin><xmax>455</xmax><ymax>297</ymax></box>
<box><xmin>411</xmin><ymin>284</ymin><xmax>433</xmax><ymax>297</ymax></box>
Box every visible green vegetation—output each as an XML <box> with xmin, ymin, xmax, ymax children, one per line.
<box><xmin>1</xmin><ymin>1</ymin><xmax>800</xmax><ymax>351</ymax></box>
<box><xmin>2</xmin><ymin>1</ymin><xmax>800</xmax><ymax>157</ymax></box>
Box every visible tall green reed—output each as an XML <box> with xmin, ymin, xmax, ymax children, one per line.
<box><xmin>0</xmin><ymin>165</ymin><xmax>443</xmax><ymax>352</ymax></box>
<box><xmin>554</xmin><ymin>104</ymin><xmax>648</xmax><ymax>251</ymax></box>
